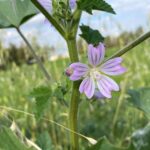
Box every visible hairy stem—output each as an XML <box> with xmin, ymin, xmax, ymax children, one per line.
<box><xmin>16</xmin><ymin>27</ymin><xmax>51</xmax><ymax>81</ymax></box>
<box><xmin>67</xmin><ymin>38</ymin><xmax>80</xmax><ymax>150</ymax></box>
<box><xmin>71</xmin><ymin>10</ymin><xmax>82</xmax><ymax>37</ymax></box>
<box><xmin>107</xmin><ymin>31</ymin><xmax>150</xmax><ymax>60</ymax></box>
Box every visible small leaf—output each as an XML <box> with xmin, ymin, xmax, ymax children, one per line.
<box><xmin>36</xmin><ymin>131</ymin><xmax>52</xmax><ymax>150</ymax></box>
<box><xmin>77</xmin><ymin>0</ymin><xmax>115</xmax><ymax>15</ymax></box>
<box><xmin>0</xmin><ymin>127</ymin><xmax>34</xmax><ymax>150</ymax></box>
<box><xmin>80</xmin><ymin>25</ymin><xmax>104</xmax><ymax>46</ymax></box>
<box><xmin>29</xmin><ymin>86</ymin><xmax>52</xmax><ymax>119</ymax></box>
<box><xmin>53</xmin><ymin>84</ymin><xmax>69</xmax><ymax>106</ymax></box>
<box><xmin>88</xmin><ymin>137</ymin><xmax>126</xmax><ymax>150</ymax></box>
<box><xmin>128</xmin><ymin>87</ymin><xmax>150</xmax><ymax>119</ymax></box>
<box><xmin>131</xmin><ymin>123</ymin><xmax>150</xmax><ymax>150</ymax></box>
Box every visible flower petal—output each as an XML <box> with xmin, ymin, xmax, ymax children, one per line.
<box><xmin>88</xmin><ymin>43</ymin><xmax>105</xmax><ymax>66</ymax></box>
<box><xmin>97</xmin><ymin>79</ymin><xmax>112</xmax><ymax>98</ymax></box>
<box><xmin>93</xmin><ymin>90</ymin><xmax>106</xmax><ymax>99</ymax></box>
<box><xmin>69</xmin><ymin>62</ymin><xmax>89</xmax><ymax>81</ymax></box>
<box><xmin>97</xmin><ymin>75</ymin><xmax>119</xmax><ymax>98</ymax></box>
<box><xmin>69</xmin><ymin>0</ymin><xmax>76</xmax><ymax>9</ymax></box>
<box><xmin>101</xmin><ymin>75</ymin><xmax>119</xmax><ymax>91</ymax></box>
<box><xmin>37</xmin><ymin>0</ymin><xmax>52</xmax><ymax>14</ymax></box>
<box><xmin>70</xmin><ymin>62</ymin><xmax>88</xmax><ymax>71</ymax></box>
<box><xmin>101</xmin><ymin>57</ymin><xmax>123</xmax><ymax>67</ymax></box>
<box><xmin>79</xmin><ymin>77</ymin><xmax>95</xmax><ymax>99</ymax></box>
<box><xmin>100</xmin><ymin>57</ymin><xmax>126</xmax><ymax>75</ymax></box>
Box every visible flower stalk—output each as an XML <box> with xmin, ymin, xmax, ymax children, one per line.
<box><xmin>16</xmin><ymin>27</ymin><xmax>51</xmax><ymax>81</ymax></box>
<box><xmin>67</xmin><ymin>38</ymin><xmax>80</xmax><ymax>150</ymax></box>
<box><xmin>65</xmin><ymin>8</ymin><xmax>82</xmax><ymax>150</ymax></box>
<box><xmin>106</xmin><ymin>31</ymin><xmax>150</xmax><ymax>61</ymax></box>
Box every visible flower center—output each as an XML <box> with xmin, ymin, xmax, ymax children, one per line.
<box><xmin>90</xmin><ymin>68</ymin><xmax>101</xmax><ymax>80</ymax></box>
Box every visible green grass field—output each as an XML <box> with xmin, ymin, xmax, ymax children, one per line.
<box><xmin>0</xmin><ymin>40</ymin><xmax>150</xmax><ymax>149</ymax></box>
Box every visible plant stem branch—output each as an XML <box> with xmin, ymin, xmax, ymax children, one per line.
<box><xmin>16</xmin><ymin>27</ymin><xmax>51</xmax><ymax>81</ymax></box>
<box><xmin>67</xmin><ymin>38</ymin><xmax>80</xmax><ymax>150</ymax></box>
<box><xmin>67</xmin><ymin>38</ymin><xmax>79</xmax><ymax>61</ymax></box>
<box><xmin>71</xmin><ymin>9</ymin><xmax>82</xmax><ymax>37</ymax></box>
<box><xmin>106</xmin><ymin>31</ymin><xmax>150</xmax><ymax>60</ymax></box>
<box><xmin>66</xmin><ymin>9</ymin><xmax>82</xmax><ymax>150</ymax></box>
<box><xmin>112</xmin><ymin>75</ymin><xmax>129</xmax><ymax>135</ymax></box>
<box><xmin>31</xmin><ymin>0</ymin><xmax>65</xmax><ymax>38</ymax></box>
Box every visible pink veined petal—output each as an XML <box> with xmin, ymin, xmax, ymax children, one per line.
<box><xmin>101</xmin><ymin>75</ymin><xmax>119</xmax><ymax>91</ymax></box>
<box><xmin>79</xmin><ymin>77</ymin><xmax>95</xmax><ymax>99</ymax></box>
<box><xmin>101</xmin><ymin>57</ymin><xmax>123</xmax><ymax>68</ymax></box>
<box><xmin>100</xmin><ymin>57</ymin><xmax>126</xmax><ymax>76</ymax></box>
<box><xmin>70</xmin><ymin>62</ymin><xmax>89</xmax><ymax>71</ymax></box>
<box><xmin>70</xmin><ymin>74</ymin><xmax>82</xmax><ymax>81</ymax></box>
<box><xmin>69</xmin><ymin>62</ymin><xmax>89</xmax><ymax>81</ymax></box>
<box><xmin>88</xmin><ymin>43</ymin><xmax>105</xmax><ymax>66</ymax></box>
<box><xmin>101</xmin><ymin>67</ymin><xmax>127</xmax><ymax>76</ymax></box>
<box><xmin>37</xmin><ymin>0</ymin><xmax>52</xmax><ymax>14</ymax></box>
<box><xmin>79</xmin><ymin>78</ymin><xmax>88</xmax><ymax>93</ymax></box>
<box><xmin>97</xmin><ymin>78</ymin><xmax>112</xmax><ymax>98</ymax></box>
<box><xmin>93</xmin><ymin>90</ymin><xmax>106</xmax><ymax>99</ymax></box>
<box><xmin>85</xmin><ymin>78</ymin><xmax>95</xmax><ymax>99</ymax></box>
<box><xmin>69</xmin><ymin>70</ymin><xmax>87</xmax><ymax>80</ymax></box>
<box><xmin>101</xmin><ymin>65</ymin><xmax>122</xmax><ymax>71</ymax></box>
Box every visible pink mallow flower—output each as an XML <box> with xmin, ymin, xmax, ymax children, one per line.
<box><xmin>67</xmin><ymin>43</ymin><xmax>126</xmax><ymax>99</ymax></box>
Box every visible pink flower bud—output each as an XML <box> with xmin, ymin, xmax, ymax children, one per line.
<box><xmin>65</xmin><ymin>67</ymin><xmax>73</xmax><ymax>77</ymax></box>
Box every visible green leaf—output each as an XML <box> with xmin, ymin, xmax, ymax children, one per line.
<box><xmin>131</xmin><ymin>123</ymin><xmax>150</xmax><ymax>150</ymax></box>
<box><xmin>128</xmin><ymin>88</ymin><xmax>150</xmax><ymax>119</ymax></box>
<box><xmin>88</xmin><ymin>137</ymin><xmax>126</xmax><ymax>150</ymax></box>
<box><xmin>88</xmin><ymin>124</ymin><xmax>150</xmax><ymax>150</ymax></box>
<box><xmin>0</xmin><ymin>114</ymin><xmax>12</xmax><ymax>128</ymax></box>
<box><xmin>53</xmin><ymin>84</ymin><xmax>69</xmax><ymax>107</ymax></box>
<box><xmin>0</xmin><ymin>127</ymin><xmax>33</xmax><ymax>150</ymax></box>
<box><xmin>30</xmin><ymin>86</ymin><xmax>52</xmax><ymax>119</ymax></box>
<box><xmin>0</xmin><ymin>0</ymin><xmax>38</xmax><ymax>28</ymax></box>
<box><xmin>77</xmin><ymin>0</ymin><xmax>115</xmax><ymax>14</ymax></box>
<box><xmin>80</xmin><ymin>25</ymin><xmax>104</xmax><ymax>46</ymax></box>
<box><xmin>36</xmin><ymin>131</ymin><xmax>53</xmax><ymax>150</ymax></box>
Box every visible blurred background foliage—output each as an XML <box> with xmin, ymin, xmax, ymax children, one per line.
<box><xmin>0</xmin><ymin>23</ymin><xmax>150</xmax><ymax>149</ymax></box>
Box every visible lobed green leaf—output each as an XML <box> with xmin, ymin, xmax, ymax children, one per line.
<box><xmin>88</xmin><ymin>137</ymin><xmax>127</xmax><ymax>150</ymax></box>
<box><xmin>128</xmin><ymin>87</ymin><xmax>150</xmax><ymax>119</ymax></box>
<box><xmin>36</xmin><ymin>131</ymin><xmax>52</xmax><ymax>150</ymax></box>
<box><xmin>80</xmin><ymin>25</ymin><xmax>104</xmax><ymax>46</ymax></box>
<box><xmin>77</xmin><ymin>0</ymin><xmax>116</xmax><ymax>15</ymax></box>
<box><xmin>131</xmin><ymin>123</ymin><xmax>150</xmax><ymax>150</ymax></box>
<box><xmin>29</xmin><ymin>86</ymin><xmax>52</xmax><ymax>119</ymax></box>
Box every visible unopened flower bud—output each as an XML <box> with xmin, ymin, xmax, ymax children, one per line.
<box><xmin>65</xmin><ymin>67</ymin><xmax>73</xmax><ymax>77</ymax></box>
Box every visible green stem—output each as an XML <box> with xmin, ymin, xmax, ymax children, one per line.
<box><xmin>106</xmin><ymin>31</ymin><xmax>150</xmax><ymax>60</ymax></box>
<box><xmin>112</xmin><ymin>75</ymin><xmax>129</xmax><ymax>135</ymax></box>
<box><xmin>16</xmin><ymin>27</ymin><xmax>51</xmax><ymax>81</ymax></box>
<box><xmin>67</xmin><ymin>38</ymin><xmax>80</xmax><ymax>150</ymax></box>
<box><xmin>71</xmin><ymin>10</ymin><xmax>82</xmax><ymax>37</ymax></box>
<box><xmin>67</xmin><ymin>38</ymin><xmax>79</xmax><ymax>61</ymax></box>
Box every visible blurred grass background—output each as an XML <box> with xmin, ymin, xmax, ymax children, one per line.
<box><xmin>0</xmin><ymin>26</ymin><xmax>150</xmax><ymax>149</ymax></box>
